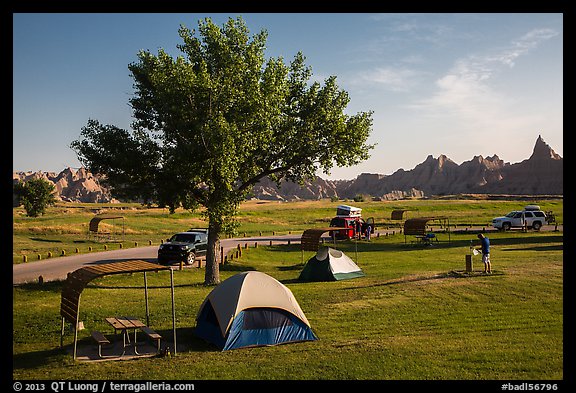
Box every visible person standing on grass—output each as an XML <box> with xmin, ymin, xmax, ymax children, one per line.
<box><xmin>355</xmin><ymin>218</ymin><xmax>362</xmax><ymax>240</ymax></box>
<box><xmin>365</xmin><ymin>224</ymin><xmax>372</xmax><ymax>241</ymax></box>
<box><xmin>477</xmin><ymin>233</ymin><xmax>491</xmax><ymax>273</ymax></box>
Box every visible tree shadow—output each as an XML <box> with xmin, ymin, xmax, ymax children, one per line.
<box><xmin>14</xmin><ymin>280</ymin><xmax>63</xmax><ymax>292</ymax></box>
<box><xmin>13</xmin><ymin>327</ymin><xmax>221</xmax><ymax>368</ymax></box>
<box><xmin>325</xmin><ymin>233</ymin><xmax>563</xmax><ymax>253</ymax></box>
<box><xmin>277</xmin><ymin>264</ymin><xmax>304</xmax><ymax>271</ymax></box>
<box><xmin>12</xmin><ymin>347</ymin><xmax>67</xmax><ymax>370</ymax></box>
<box><xmin>220</xmin><ymin>264</ymin><xmax>257</xmax><ymax>272</ymax></box>
<box><xmin>29</xmin><ymin>237</ymin><xmax>62</xmax><ymax>243</ymax></box>
<box><xmin>501</xmin><ymin>244</ymin><xmax>563</xmax><ymax>252</ymax></box>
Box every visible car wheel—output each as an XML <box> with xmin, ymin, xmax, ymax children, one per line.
<box><xmin>502</xmin><ymin>223</ymin><xmax>511</xmax><ymax>231</ymax></box>
<box><xmin>186</xmin><ymin>252</ymin><xmax>196</xmax><ymax>265</ymax></box>
<box><xmin>532</xmin><ymin>221</ymin><xmax>542</xmax><ymax>231</ymax></box>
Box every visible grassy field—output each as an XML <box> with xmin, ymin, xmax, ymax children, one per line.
<box><xmin>12</xmin><ymin>198</ymin><xmax>563</xmax><ymax>263</ymax></box>
<box><xmin>12</xmin><ymin>198</ymin><xmax>563</xmax><ymax>381</ymax></box>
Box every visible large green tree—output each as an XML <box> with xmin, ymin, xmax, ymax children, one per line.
<box><xmin>71</xmin><ymin>17</ymin><xmax>374</xmax><ymax>285</ymax></box>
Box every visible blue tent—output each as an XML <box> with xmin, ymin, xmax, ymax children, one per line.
<box><xmin>195</xmin><ymin>271</ymin><xmax>318</xmax><ymax>351</ymax></box>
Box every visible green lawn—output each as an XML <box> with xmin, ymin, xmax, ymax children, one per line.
<box><xmin>12</xmin><ymin>198</ymin><xmax>563</xmax><ymax>263</ymax></box>
<box><xmin>13</xmin><ymin>224</ymin><xmax>563</xmax><ymax>380</ymax></box>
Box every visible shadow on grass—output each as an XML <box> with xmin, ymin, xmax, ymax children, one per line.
<box><xmin>128</xmin><ymin>327</ymin><xmax>220</xmax><ymax>354</ymax></box>
<box><xmin>15</xmin><ymin>280</ymin><xmax>63</xmax><ymax>292</ymax></box>
<box><xmin>29</xmin><ymin>237</ymin><xmax>62</xmax><ymax>243</ymax></box>
<box><xmin>85</xmin><ymin>257</ymin><xmax>158</xmax><ymax>266</ymax></box>
<box><xmin>501</xmin><ymin>244</ymin><xmax>563</xmax><ymax>252</ymax></box>
<box><xmin>12</xmin><ymin>347</ymin><xmax>67</xmax><ymax>370</ymax></box>
<box><xmin>13</xmin><ymin>327</ymin><xmax>222</xmax><ymax>369</ymax></box>
<box><xmin>323</xmin><ymin>233</ymin><xmax>563</xmax><ymax>254</ymax></box>
<box><xmin>278</xmin><ymin>263</ymin><xmax>304</xmax><ymax>271</ymax></box>
<box><xmin>221</xmin><ymin>264</ymin><xmax>256</xmax><ymax>272</ymax></box>
<box><xmin>340</xmin><ymin>270</ymin><xmax>504</xmax><ymax>291</ymax></box>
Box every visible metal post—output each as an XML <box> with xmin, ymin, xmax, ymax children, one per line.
<box><xmin>144</xmin><ymin>272</ymin><xmax>150</xmax><ymax>326</ymax></box>
<box><xmin>60</xmin><ymin>317</ymin><xmax>65</xmax><ymax>348</ymax></box>
<box><xmin>72</xmin><ymin>297</ymin><xmax>81</xmax><ymax>360</ymax></box>
<box><xmin>466</xmin><ymin>254</ymin><xmax>473</xmax><ymax>273</ymax></box>
<box><xmin>170</xmin><ymin>269</ymin><xmax>177</xmax><ymax>356</ymax></box>
<box><xmin>73</xmin><ymin>320</ymin><xmax>79</xmax><ymax>360</ymax></box>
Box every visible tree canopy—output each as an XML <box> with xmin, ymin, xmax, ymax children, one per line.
<box><xmin>14</xmin><ymin>178</ymin><xmax>57</xmax><ymax>217</ymax></box>
<box><xmin>71</xmin><ymin>17</ymin><xmax>374</xmax><ymax>285</ymax></box>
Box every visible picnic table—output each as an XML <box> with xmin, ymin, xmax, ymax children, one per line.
<box><xmin>105</xmin><ymin>316</ymin><xmax>147</xmax><ymax>355</ymax></box>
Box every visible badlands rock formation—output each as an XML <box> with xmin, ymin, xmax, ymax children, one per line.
<box><xmin>13</xmin><ymin>135</ymin><xmax>562</xmax><ymax>203</ymax></box>
<box><xmin>253</xmin><ymin>135</ymin><xmax>562</xmax><ymax>200</ymax></box>
<box><xmin>13</xmin><ymin>167</ymin><xmax>117</xmax><ymax>203</ymax></box>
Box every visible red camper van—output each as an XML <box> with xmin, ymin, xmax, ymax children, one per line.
<box><xmin>329</xmin><ymin>205</ymin><xmax>374</xmax><ymax>240</ymax></box>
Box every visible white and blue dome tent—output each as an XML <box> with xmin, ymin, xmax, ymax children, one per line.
<box><xmin>195</xmin><ymin>271</ymin><xmax>318</xmax><ymax>351</ymax></box>
<box><xmin>299</xmin><ymin>247</ymin><xmax>365</xmax><ymax>282</ymax></box>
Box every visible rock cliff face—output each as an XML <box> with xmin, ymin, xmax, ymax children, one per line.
<box><xmin>480</xmin><ymin>136</ymin><xmax>563</xmax><ymax>195</ymax></box>
<box><xmin>336</xmin><ymin>135</ymin><xmax>561</xmax><ymax>198</ymax></box>
<box><xmin>250</xmin><ymin>177</ymin><xmax>339</xmax><ymax>201</ymax></box>
<box><xmin>13</xmin><ymin>167</ymin><xmax>118</xmax><ymax>203</ymax></box>
<box><xmin>13</xmin><ymin>135</ymin><xmax>562</xmax><ymax>203</ymax></box>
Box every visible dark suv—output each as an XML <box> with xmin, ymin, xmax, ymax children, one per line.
<box><xmin>157</xmin><ymin>230</ymin><xmax>208</xmax><ymax>265</ymax></box>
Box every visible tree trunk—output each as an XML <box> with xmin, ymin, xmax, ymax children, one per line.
<box><xmin>204</xmin><ymin>219</ymin><xmax>221</xmax><ymax>286</ymax></box>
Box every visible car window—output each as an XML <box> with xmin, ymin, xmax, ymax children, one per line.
<box><xmin>330</xmin><ymin>218</ymin><xmax>344</xmax><ymax>227</ymax></box>
<box><xmin>505</xmin><ymin>212</ymin><xmax>517</xmax><ymax>218</ymax></box>
<box><xmin>513</xmin><ymin>212</ymin><xmax>523</xmax><ymax>218</ymax></box>
<box><xmin>524</xmin><ymin>212</ymin><xmax>533</xmax><ymax>218</ymax></box>
<box><xmin>534</xmin><ymin>212</ymin><xmax>545</xmax><ymax>217</ymax></box>
<box><xmin>172</xmin><ymin>234</ymin><xmax>197</xmax><ymax>243</ymax></box>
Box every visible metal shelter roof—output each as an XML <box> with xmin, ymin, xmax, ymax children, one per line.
<box><xmin>60</xmin><ymin>260</ymin><xmax>176</xmax><ymax>360</ymax></box>
<box><xmin>391</xmin><ymin>209</ymin><xmax>411</xmax><ymax>220</ymax></box>
<box><xmin>301</xmin><ymin>227</ymin><xmax>346</xmax><ymax>252</ymax></box>
<box><xmin>403</xmin><ymin>217</ymin><xmax>438</xmax><ymax>235</ymax></box>
<box><xmin>403</xmin><ymin>216</ymin><xmax>451</xmax><ymax>243</ymax></box>
<box><xmin>88</xmin><ymin>214</ymin><xmax>124</xmax><ymax>233</ymax></box>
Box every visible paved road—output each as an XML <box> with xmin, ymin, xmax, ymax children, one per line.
<box><xmin>12</xmin><ymin>233</ymin><xmax>302</xmax><ymax>285</ymax></box>
<box><xmin>13</xmin><ymin>225</ymin><xmax>561</xmax><ymax>285</ymax></box>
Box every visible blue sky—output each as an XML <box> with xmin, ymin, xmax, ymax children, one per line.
<box><xmin>13</xmin><ymin>13</ymin><xmax>563</xmax><ymax>180</ymax></box>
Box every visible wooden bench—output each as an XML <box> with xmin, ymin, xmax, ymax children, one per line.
<box><xmin>90</xmin><ymin>330</ymin><xmax>110</xmax><ymax>358</ymax></box>
<box><xmin>140</xmin><ymin>326</ymin><xmax>162</xmax><ymax>353</ymax></box>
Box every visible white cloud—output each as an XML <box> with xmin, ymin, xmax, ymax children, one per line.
<box><xmin>352</xmin><ymin>67</ymin><xmax>424</xmax><ymax>92</ymax></box>
<box><xmin>412</xmin><ymin>28</ymin><xmax>559</xmax><ymax>126</ymax></box>
<box><xmin>498</xmin><ymin>28</ymin><xmax>560</xmax><ymax>67</ymax></box>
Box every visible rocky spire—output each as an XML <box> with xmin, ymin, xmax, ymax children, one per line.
<box><xmin>530</xmin><ymin>135</ymin><xmax>561</xmax><ymax>160</ymax></box>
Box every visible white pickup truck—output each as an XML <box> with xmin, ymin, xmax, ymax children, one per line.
<box><xmin>492</xmin><ymin>205</ymin><xmax>547</xmax><ymax>231</ymax></box>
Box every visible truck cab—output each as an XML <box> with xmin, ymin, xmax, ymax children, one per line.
<box><xmin>157</xmin><ymin>230</ymin><xmax>208</xmax><ymax>265</ymax></box>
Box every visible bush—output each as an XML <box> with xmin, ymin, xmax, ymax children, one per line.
<box><xmin>13</xmin><ymin>178</ymin><xmax>57</xmax><ymax>217</ymax></box>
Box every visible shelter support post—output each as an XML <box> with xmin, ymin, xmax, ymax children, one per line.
<box><xmin>73</xmin><ymin>320</ymin><xmax>79</xmax><ymax>360</ymax></box>
<box><xmin>170</xmin><ymin>269</ymin><xmax>177</xmax><ymax>356</ymax></box>
<box><xmin>144</xmin><ymin>272</ymin><xmax>150</xmax><ymax>326</ymax></box>
<box><xmin>72</xmin><ymin>298</ymin><xmax>81</xmax><ymax>360</ymax></box>
<box><xmin>60</xmin><ymin>317</ymin><xmax>65</xmax><ymax>348</ymax></box>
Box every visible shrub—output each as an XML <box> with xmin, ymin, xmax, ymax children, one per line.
<box><xmin>13</xmin><ymin>178</ymin><xmax>57</xmax><ymax>217</ymax></box>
